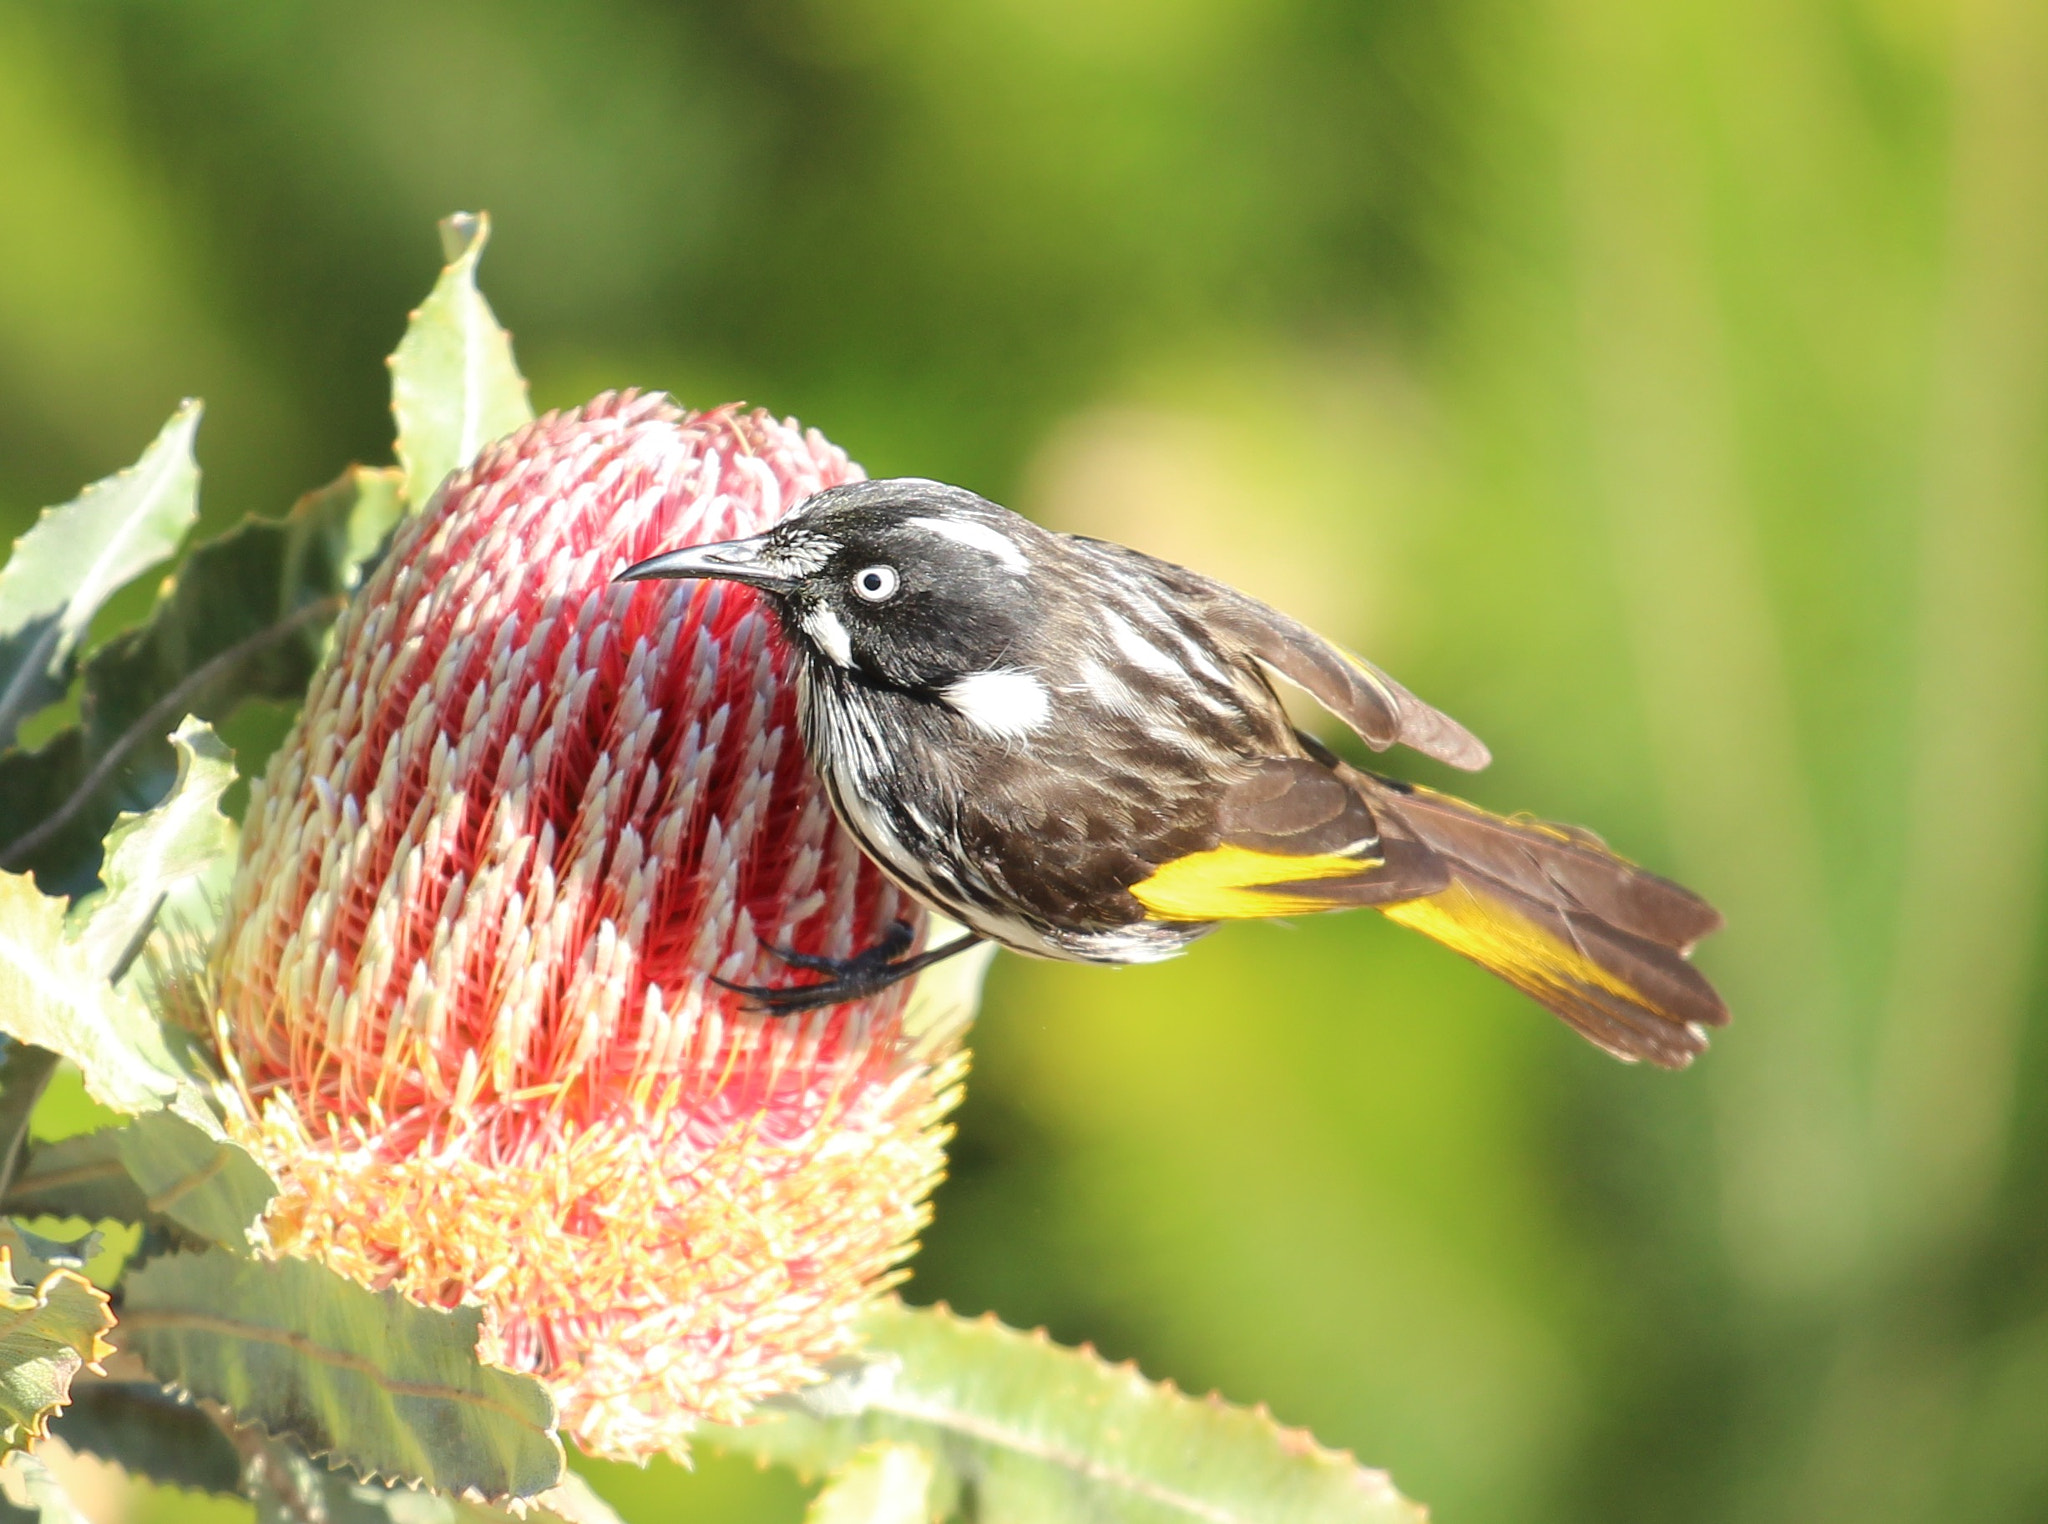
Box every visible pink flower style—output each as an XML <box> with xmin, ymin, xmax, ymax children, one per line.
<box><xmin>211</xmin><ymin>392</ymin><xmax>969</xmax><ymax>1457</ymax></box>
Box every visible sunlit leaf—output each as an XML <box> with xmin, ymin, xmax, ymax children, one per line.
<box><xmin>120</xmin><ymin>1249</ymin><xmax>562</xmax><ymax>1501</ymax></box>
<box><xmin>390</xmin><ymin>212</ymin><xmax>533</xmax><ymax>511</ymax></box>
<box><xmin>805</xmin><ymin>1444</ymin><xmax>942</xmax><ymax>1524</ymax></box>
<box><xmin>0</xmin><ymin>871</ymin><xmax>189</xmax><ymax>1117</ymax></box>
<box><xmin>705</xmin><ymin>1301</ymin><xmax>1427</xmax><ymax>1524</ymax></box>
<box><xmin>66</xmin><ymin>718</ymin><xmax>235</xmax><ymax>980</ymax></box>
<box><xmin>0</xmin><ymin>466</ymin><xmax>401</xmax><ymax>898</ymax></box>
<box><xmin>47</xmin><ymin>1381</ymin><xmax>242</xmax><ymax>1497</ymax></box>
<box><xmin>107</xmin><ymin>1111</ymin><xmax>273</xmax><ymax>1251</ymax></box>
<box><xmin>0</xmin><ymin>1227</ymin><xmax>115</xmax><ymax>1452</ymax></box>
<box><xmin>0</xmin><ymin>403</ymin><xmax>202</xmax><ymax>751</ymax></box>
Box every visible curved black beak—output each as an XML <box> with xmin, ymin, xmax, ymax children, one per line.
<box><xmin>614</xmin><ymin>532</ymin><xmax>797</xmax><ymax>593</ymax></box>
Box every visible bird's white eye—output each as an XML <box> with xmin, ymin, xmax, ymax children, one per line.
<box><xmin>852</xmin><ymin>565</ymin><xmax>899</xmax><ymax>602</ymax></box>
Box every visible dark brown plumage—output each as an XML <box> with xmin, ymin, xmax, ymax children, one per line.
<box><xmin>617</xmin><ymin>478</ymin><xmax>1729</xmax><ymax>1067</ymax></box>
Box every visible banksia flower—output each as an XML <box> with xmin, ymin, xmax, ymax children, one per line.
<box><xmin>211</xmin><ymin>392</ymin><xmax>968</xmax><ymax>1458</ymax></box>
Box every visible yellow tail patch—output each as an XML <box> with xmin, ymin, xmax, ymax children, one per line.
<box><xmin>1379</xmin><ymin>881</ymin><xmax>1642</xmax><ymax>1007</ymax></box>
<box><xmin>1131</xmin><ymin>843</ymin><xmax>1379</xmax><ymax>921</ymax></box>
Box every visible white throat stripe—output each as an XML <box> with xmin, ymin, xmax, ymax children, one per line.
<box><xmin>907</xmin><ymin>516</ymin><xmax>1030</xmax><ymax>574</ymax></box>
<box><xmin>945</xmin><ymin>669</ymin><xmax>1051</xmax><ymax>739</ymax></box>
<box><xmin>802</xmin><ymin>605</ymin><xmax>855</xmax><ymax>667</ymax></box>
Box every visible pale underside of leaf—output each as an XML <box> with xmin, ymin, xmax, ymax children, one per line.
<box><xmin>0</xmin><ymin>402</ymin><xmax>203</xmax><ymax>750</ymax></box>
<box><xmin>119</xmin><ymin>1250</ymin><xmax>561</xmax><ymax>1502</ymax></box>
<box><xmin>0</xmin><ymin>1238</ymin><xmax>115</xmax><ymax>1452</ymax></box>
<box><xmin>390</xmin><ymin>212</ymin><xmax>534</xmax><ymax>512</ymax></box>
<box><xmin>67</xmin><ymin>718</ymin><xmax>237</xmax><ymax>982</ymax></box>
<box><xmin>0</xmin><ymin>872</ymin><xmax>187</xmax><ymax>1117</ymax></box>
<box><xmin>704</xmin><ymin>1301</ymin><xmax>1426</xmax><ymax>1524</ymax></box>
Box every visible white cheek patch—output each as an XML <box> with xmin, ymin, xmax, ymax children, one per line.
<box><xmin>945</xmin><ymin>669</ymin><xmax>1052</xmax><ymax>739</ymax></box>
<box><xmin>802</xmin><ymin>605</ymin><xmax>855</xmax><ymax>668</ymax></box>
<box><xmin>906</xmin><ymin>516</ymin><xmax>1030</xmax><ymax>575</ymax></box>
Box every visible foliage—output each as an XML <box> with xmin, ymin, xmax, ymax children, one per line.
<box><xmin>390</xmin><ymin>213</ymin><xmax>533</xmax><ymax>511</ymax></box>
<box><xmin>119</xmin><ymin>1250</ymin><xmax>562</xmax><ymax>1499</ymax></box>
<box><xmin>0</xmin><ymin>222</ymin><xmax>1418</xmax><ymax>1524</ymax></box>
<box><xmin>711</xmin><ymin>1301</ymin><xmax>1426</xmax><ymax>1524</ymax></box>
<box><xmin>0</xmin><ymin>402</ymin><xmax>200</xmax><ymax>753</ymax></box>
<box><xmin>0</xmin><ymin>1222</ymin><xmax>114</xmax><ymax>1452</ymax></box>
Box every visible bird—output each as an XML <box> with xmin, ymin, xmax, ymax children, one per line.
<box><xmin>616</xmin><ymin>478</ymin><xmax>1728</xmax><ymax>1067</ymax></box>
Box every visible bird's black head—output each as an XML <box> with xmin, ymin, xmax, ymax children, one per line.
<box><xmin>616</xmin><ymin>479</ymin><xmax>1048</xmax><ymax>691</ymax></box>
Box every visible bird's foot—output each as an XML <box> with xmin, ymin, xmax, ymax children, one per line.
<box><xmin>715</xmin><ymin>921</ymin><xmax>983</xmax><ymax>1015</ymax></box>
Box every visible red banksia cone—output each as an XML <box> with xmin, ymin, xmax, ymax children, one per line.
<box><xmin>211</xmin><ymin>392</ymin><xmax>970</xmax><ymax>1457</ymax></box>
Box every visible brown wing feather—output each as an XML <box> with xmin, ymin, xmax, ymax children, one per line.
<box><xmin>1074</xmin><ymin>539</ymin><xmax>1491</xmax><ymax>771</ymax></box>
<box><xmin>1193</xmin><ymin>757</ymin><xmax>1453</xmax><ymax>908</ymax></box>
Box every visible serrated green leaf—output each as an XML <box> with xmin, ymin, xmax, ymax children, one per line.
<box><xmin>113</xmin><ymin>1111</ymin><xmax>273</xmax><ymax>1251</ymax></box>
<box><xmin>67</xmin><ymin>718</ymin><xmax>236</xmax><ymax>981</ymax></box>
<box><xmin>704</xmin><ymin>1302</ymin><xmax>1427</xmax><ymax>1524</ymax></box>
<box><xmin>1</xmin><ymin>1131</ymin><xmax>149</xmax><ymax>1228</ymax></box>
<box><xmin>119</xmin><ymin>1249</ymin><xmax>562</xmax><ymax>1501</ymax></box>
<box><xmin>0</xmin><ymin>1228</ymin><xmax>114</xmax><ymax>1452</ymax></box>
<box><xmin>247</xmin><ymin>1441</ymin><xmax>620</xmax><ymax>1524</ymax></box>
<box><xmin>0</xmin><ymin>464</ymin><xmax>401</xmax><ymax>899</ymax></box>
<box><xmin>0</xmin><ymin>1452</ymin><xmax>93</xmax><ymax>1524</ymax></box>
<box><xmin>47</xmin><ymin>1381</ymin><xmax>242</xmax><ymax>1496</ymax></box>
<box><xmin>391</xmin><ymin>213</ymin><xmax>533</xmax><ymax>511</ymax></box>
<box><xmin>0</xmin><ymin>871</ymin><xmax>189</xmax><ymax>1116</ymax></box>
<box><xmin>0</xmin><ymin>403</ymin><xmax>202</xmax><ymax>751</ymax></box>
<box><xmin>806</xmin><ymin>1444</ymin><xmax>942</xmax><ymax>1524</ymax></box>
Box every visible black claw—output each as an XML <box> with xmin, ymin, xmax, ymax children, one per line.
<box><xmin>712</xmin><ymin>927</ymin><xmax>984</xmax><ymax>1017</ymax></box>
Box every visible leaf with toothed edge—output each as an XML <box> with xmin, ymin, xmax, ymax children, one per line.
<box><xmin>109</xmin><ymin>1111</ymin><xmax>274</xmax><ymax>1251</ymax></box>
<box><xmin>238</xmin><ymin>1432</ymin><xmax>622</xmax><ymax>1524</ymax></box>
<box><xmin>65</xmin><ymin>717</ymin><xmax>237</xmax><ymax>981</ymax></box>
<box><xmin>391</xmin><ymin>213</ymin><xmax>535</xmax><ymax>512</ymax></box>
<box><xmin>0</xmin><ymin>870</ymin><xmax>192</xmax><ymax>1118</ymax></box>
<box><xmin>0</xmin><ymin>466</ymin><xmax>401</xmax><ymax>899</ymax></box>
<box><xmin>0</xmin><ymin>722</ymin><xmax>240</xmax><ymax>1132</ymax></box>
<box><xmin>1</xmin><ymin>1131</ymin><xmax>149</xmax><ymax>1229</ymax></box>
<box><xmin>702</xmin><ymin>1300</ymin><xmax>1428</xmax><ymax>1524</ymax></box>
<box><xmin>0</xmin><ymin>1223</ymin><xmax>116</xmax><ymax>1454</ymax></box>
<box><xmin>118</xmin><ymin>1249</ymin><xmax>562</xmax><ymax>1501</ymax></box>
<box><xmin>0</xmin><ymin>402</ymin><xmax>203</xmax><ymax>752</ymax></box>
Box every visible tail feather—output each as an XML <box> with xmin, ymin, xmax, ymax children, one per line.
<box><xmin>1357</xmin><ymin>772</ymin><xmax>1728</xmax><ymax>1067</ymax></box>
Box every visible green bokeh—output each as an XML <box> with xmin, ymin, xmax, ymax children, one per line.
<box><xmin>5</xmin><ymin>1</ymin><xmax>2045</xmax><ymax>1520</ymax></box>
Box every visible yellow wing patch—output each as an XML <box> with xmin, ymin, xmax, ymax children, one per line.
<box><xmin>1131</xmin><ymin>843</ymin><xmax>1380</xmax><ymax>921</ymax></box>
<box><xmin>1379</xmin><ymin>881</ymin><xmax>1643</xmax><ymax>1007</ymax></box>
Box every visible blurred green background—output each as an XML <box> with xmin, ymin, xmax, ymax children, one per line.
<box><xmin>5</xmin><ymin>0</ymin><xmax>2047</xmax><ymax>1519</ymax></box>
